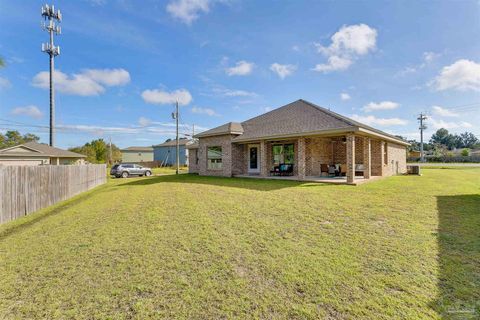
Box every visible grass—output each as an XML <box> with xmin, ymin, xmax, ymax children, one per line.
<box><xmin>0</xmin><ymin>168</ymin><xmax>479</xmax><ymax>319</ymax></box>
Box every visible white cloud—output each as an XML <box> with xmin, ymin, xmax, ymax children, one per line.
<box><xmin>191</xmin><ymin>106</ymin><xmax>219</xmax><ymax>116</ymax></box>
<box><xmin>10</xmin><ymin>105</ymin><xmax>43</xmax><ymax>119</ymax></box>
<box><xmin>270</xmin><ymin>63</ymin><xmax>297</xmax><ymax>79</ymax></box>
<box><xmin>340</xmin><ymin>93</ymin><xmax>351</xmax><ymax>101</ymax></box>
<box><xmin>225</xmin><ymin>60</ymin><xmax>254</xmax><ymax>76</ymax></box>
<box><xmin>431</xmin><ymin>59</ymin><xmax>480</xmax><ymax>91</ymax></box>
<box><xmin>314</xmin><ymin>24</ymin><xmax>377</xmax><ymax>73</ymax></box>
<box><xmin>292</xmin><ymin>45</ymin><xmax>300</xmax><ymax>52</ymax></box>
<box><xmin>138</xmin><ymin>116</ymin><xmax>152</xmax><ymax>127</ymax></box>
<box><xmin>212</xmin><ymin>87</ymin><xmax>257</xmax><ymax>97</ymax></box>
<box><xmin>432</xmin><ymin>105</ymin><xmax>459</xmax><ymax>117</ymax></box>
<box><xmin>82</xmin><ymin>69</ymin><xmax>130</xmax><ymax>86</ymax></box>
<box><xmin>141</xmin><ymin>88</ymin><xmax>192</xmax><ymax>106</ymax></box>
<box><xmin>423</xmin><ymin>51</ymin><xmax>440</xmax><ymax>63</ymax></box>
<box><xmin>0</xmin><ymin>76</ymin><xmax>11</xmax><ymax>89</ymax></box>
<box><xmin>32</xmin><ymin>68</ymin><xmax>130</xmax><ymax>96</ymax></box>
<box><xmin>429</xmin><ymin>117</ymin><xmax>472</xmax><ymax>129</ymax></box>
<box><xmin>362</xmin><ymin>101</ymin><xmax>400</xmax><ymax>112</ymax></box>
<box><xmin>166</xmin><ymin>0</ymin><xmax>211</xmax><ymax>25</ymax></box>
<box><xmin>313</xmin><ymin>55</ymin><xmax>352</xmax><ymax>73</ymax></box>
<box><xmin>351</xmin><ymin>114</ymin><xmax>408</xmax><ymax>126</ymax></box>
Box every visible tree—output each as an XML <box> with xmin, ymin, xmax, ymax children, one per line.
<box><xmin>458</xmin><ymin>132</ymin><xmax>479</xmax><ymax>149</ymax></box>
<box><xmin>0</xmin><ymin>130</ymin><xmax>40</xmax><ymax>148</ymax></box>
<box><xmin>69</xmin><ymin>139</ymin><xmax>122</xmax><ymax>164</ymax></box>
<box><xmin>461</xmin><ymin>148</ymin><xmax>470</xmax><ymax>157</ymax></box>
<box><xmin>0</xmin><ymin>56</ymin><xmax>4</xmax><ymax>68</ymax></box>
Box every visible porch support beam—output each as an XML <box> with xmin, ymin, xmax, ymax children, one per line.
<box><xmin>363</xmin><ymin>137</ymin><xmax>371</xmax><ymax>179</ymax></box>
<box><xmin>297</xmin><ymin>137</ymin><xmax>306</xmax><ymax>180</ymax></box>
<box><xmin>260</xmin><ymin>140</ymin><xmax>268</xmax><ymax>177</ymax></box>
<box><xmin>346</xmin><ymin>134</ymin><xmax>355</xmax><ymax>184</ymax></box>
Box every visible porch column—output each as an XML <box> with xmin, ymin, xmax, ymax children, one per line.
<box><xmin>380</xmin><ymin>141</ymin><xmax>385</xmax><ymax>176</ymax></box>
<box><xmin>346</xmin><ymin>134</ymin><xmax>355</xmax><ymax>184</ymax></box>
<box><xmin>297</xmin><ymin>137</ymin><xmax>306</xmax><ymax>180</ymax></box>
<box><xmin>260</xmin><ymin>140</ymin><xmax>268</xmax><ymax>177</ymax></box>
<box><xmin>363</xmin><ymin>137</ymin><xmax>371</xmax><ymax>179</ymax></box>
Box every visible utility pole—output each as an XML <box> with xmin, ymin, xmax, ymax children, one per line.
<box><xmin>172</xmin><ymin>101</ymin><xmax>180</xmax><ymax>175</ymax></box>
<box><xmin>417</xmin><ymin>113</ymin><xmax>427</xmax><ymax>162</ymax></box>
<box><xmin>192</xmin><ymin>124</ymin><xmax>195</xmax><ymax>138</ymax></box>
<box><xmin>41</xmin><ymin>4</ymin><xmax>62</xmax><ymax>147</ymax></box>
<box><xmin>109</xmin><ymin>137</ymin><xmax>112</xmax><ymax>166</ymax></box>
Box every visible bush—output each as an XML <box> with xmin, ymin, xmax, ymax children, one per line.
<box><xmin>461</xmin><ymin>148</ymin><xmax>470</xmax><ymax>157</ymax></box>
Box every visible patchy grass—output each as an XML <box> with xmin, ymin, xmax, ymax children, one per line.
<box><xmin>0</xmin><ymin>168</ymin><xmax>479</xmax><ymax>319</ymax></box>
<box><xmin>151</xmin><ymin>166</ymin><xmax>188</xmax><ymax>175</ymax></box>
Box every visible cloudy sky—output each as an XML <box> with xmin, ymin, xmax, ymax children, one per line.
<box><xmin>0</xmin><ymin>0</ymin><xmax>479</xmax><ymax>148</ymax></box>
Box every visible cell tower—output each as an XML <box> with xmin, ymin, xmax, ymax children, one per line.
<box><xmin>41</xmin><ymin>4</ymin><xmax>62</xmax><ymax>147</ymax></box>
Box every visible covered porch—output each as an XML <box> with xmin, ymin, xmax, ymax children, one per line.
<box><xmin>232</xmin><ymin>134</ymin><xmax>387</xmax><ymax>185</ymax></box>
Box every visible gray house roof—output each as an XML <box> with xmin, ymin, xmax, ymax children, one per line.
<box><xmin>194</xmin><ymin>99</ymin><xmax>408</xmax><ymax>145</ymax></box>
<box><xmin>195</xmin><ymin>122</ymin><xmax>244</xmax><ymax>138</ymax></box>
<box><xmin>121</xmin><ymin>146</ymin><xmax>154</xmax><ymax>152</ymax></box>
<box><xmin>0</xmin><ymin>141</ymin><xmax>86</xmax><ymax>158</ymax></box>
<box><xmin>153</xmin><ymin>139</ymin><xmax>191</xmax><ymax>148</ymax></box>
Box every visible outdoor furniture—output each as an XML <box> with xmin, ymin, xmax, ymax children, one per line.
<box><xmin>270</xmin><ymin>166</ymin><xmax>280</xmax><ymax>176</ymax></box>
<box><xmin>328</xmin><ymin>165</ymin><xmax>336</xmax><ymax>176</ymax></box>
<box><xmin>355</xmin><ymin>164</ymin><xmax>365</xmax><ymax>176</ymax></box>
<box><xmin>339</xmin><ymin>164</ymin><xmax>347</xmax><ymax>176</ymax></box>
<box><xmin>320</xmin><ymin>164</ymin><xmax>329</xmax><ymax>176</ymax></box>
<box><xmin>278</xmin><ymin>163</ymin><xmax>293</xmax><ymax>176</ymax></box>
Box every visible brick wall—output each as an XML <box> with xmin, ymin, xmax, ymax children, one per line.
<box><xmin>232</xmin><ymin>143</ymin><xmax>247</xmax><ymax>175</ymax></box>
<box><xmin>387</xmin><ymin>143</ymin><xmax>407</xmax><ymax>175</ymax></box>
<box><xmin>188</xmin><ymin>148</ymin><xmax>199</xmax><ymax>173</ymax></box>
<box><xmin>198</xmin><ymin>135</ymin><xmax>235</xmax><ymax>177</ymax></box>
<box><xmin>371</xmin><ymin>139</ymin><xmax>383</xmax><ymax>176</ymax></box>
<box><xmin>333</xmin><ymin>140</ymin><xmax>346</xmax><ymax>164</ymax></box>
<box><xmin>305</xmin><ymin>137</ymin><xmax>333</xmax><ymax>176</ymax></box>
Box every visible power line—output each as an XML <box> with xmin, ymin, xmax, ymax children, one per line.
<box><xmin>417</xmin><ymin>113</ymin><xmax>427</xmax><ymax>162</ymax></box>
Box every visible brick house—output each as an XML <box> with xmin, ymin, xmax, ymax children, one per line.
<box><xmin>187</xmin><ymin>99</ymin><xmax>408</xmax><ymax>184</ymax></box>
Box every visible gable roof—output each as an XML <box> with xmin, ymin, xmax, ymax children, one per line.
<box><xmin>194</xmin><ymin>122</ymin><xmax>244</xmax><ymax>138</ymax></box>
<box><xmin>194</xmin><ymin>99</ymin><xmax>408</xmax><ymax>145</ymax></box>
<box><xmin>0</xmin><ymin>142</ymin><xmax>86</xmax><ymax>158</ymax></box>
<box><xmin>153</xmin><ymin>139</ymin><xmax>191</xmax><ymax>147</ymax></box>
<box><xmin>121</xmin><ymin>146</ymin><xmax>154</xmax><ymax>152</ymax></box>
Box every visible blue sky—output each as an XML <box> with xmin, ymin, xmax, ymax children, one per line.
<box><xmin>0</xmin><ymin>0</ymin><xmax>479</xmax><ymax>149</ymax></box>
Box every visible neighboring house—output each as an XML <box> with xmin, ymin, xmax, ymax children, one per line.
<box><xmin>188</xmin><ymin>99</ymin><xmax>409</xmax><ymax>184</ymax></box>
<box><xmin>0</xmin><ymin>141</ymin><xmax>86</xmax><ymax>166</ymax></box>
<box><xmin>408</xmin><ymin>150</ymin><xmax>421</xmax><ymax>158</ymax></box>
<box><xmin>153</xmin><ymin>139</ymin><xmax>191</xmax><ymax>166</ymax></box>
<box><xmin>120</xmin><ymin>146</ymin><xmax>154</xmax><ymax>163</ymax></box>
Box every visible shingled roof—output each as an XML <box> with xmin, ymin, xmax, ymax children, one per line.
<box><xmin>153</xmin><ymin>139</ymin><xmax>191</xmax><ymax>147</ymax></box>
<box><xmin>194</xmin><ymin>122</ymin><xmax>244</xmax><ymax>138</ymax></box>
<box><xmin>194</xmin><ymin>99</ymin><xmax>407</xmax><ymax>145</ymax></box>
<box><xmin>0</xmin><ymin>142</ymin><xmax>86</xmax><ymax>158</ymax></box>
<box><xmin>120</xmin><ymin>146</ymin><xmax>154</xmax><ymax>152</ymax></box>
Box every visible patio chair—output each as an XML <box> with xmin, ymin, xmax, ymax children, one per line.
<box><xmin>328</xmin><ymin>165</ymin><xmax>336</xmax><ymax>176</ymax></box>
<box><xmin>355</xmin><ymin>164</ymin><xmax>365</xmax><ymax>176</ymax></box>
<box><xmin>270</xmin><ymin>166</ymin><xmax>280</xmax><ymax>176</ymax></box>
<box><xmin>339</xmin><ymin>164</ymin><xmax>347</xmax><ymax>176</ymax></box>
<box><xmin>279</xmin><ymin>163</ymin><xmax>294</xmax><ymax>176</ymax></box>
<box><xmin>320</xmin><ymin>164</ymin><xmax>329</xmax><ymax>176</ymax></box>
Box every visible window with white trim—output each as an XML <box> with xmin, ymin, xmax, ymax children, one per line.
<box><xmin>207</xmin><ymin>146</ymin><xmax>222</xmax><ymax>170</ymax></box>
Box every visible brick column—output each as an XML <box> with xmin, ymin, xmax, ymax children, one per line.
<box><xmin>380</xmin><ymin>141</ymin><xmax>385</xmax><ymax>176</ymax></box>
<box><xmin>363</xmin><ymin>137</ymin><xmax>371</xmax><ymax>179</ymax></box>
<box><xmin>297</xmin><ymin>137</ymin><xmax>306</xmax><ymax>180</ymax></box>
<box><xmin>260</xmin><ymin>140</ymin><xmax>268</xmax><ymax>177</ymax></box>
<box><xmin>346</xmin><ymin>134</ymin><xmax>355</xmax><ymax>184</ymax></box>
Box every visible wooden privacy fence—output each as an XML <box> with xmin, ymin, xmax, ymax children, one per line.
<box><xmin>0</xmin><ymin>164</ymin><xmax>106</xmax><ymax>224</ymax></box>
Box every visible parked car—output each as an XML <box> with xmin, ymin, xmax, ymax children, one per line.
<box><xmin>110</xmin><ymin>163</ymin><xmax>152</xmax><ymax>178</ymax></box>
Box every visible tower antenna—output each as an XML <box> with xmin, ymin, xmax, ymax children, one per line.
<box><xmin>41</xmin><ymin>4</ymin><xmax>62</xmax><ymax>147</ymax></box>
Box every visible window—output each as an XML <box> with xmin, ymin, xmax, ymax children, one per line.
<box><xmin>207</xmin><ymin>146</ymin><xmax>222</xmax><ymax>170</ymax></box>
<box><xmin>272</xmin><ymin>143</ymin><xmax>295</xmax><ymax>166</ymax></box>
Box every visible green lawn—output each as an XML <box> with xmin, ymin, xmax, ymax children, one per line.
<box><xmin>0</xmin><ymin>169</ymin><xmax>479</xmax><ymax>319</ymax></box>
